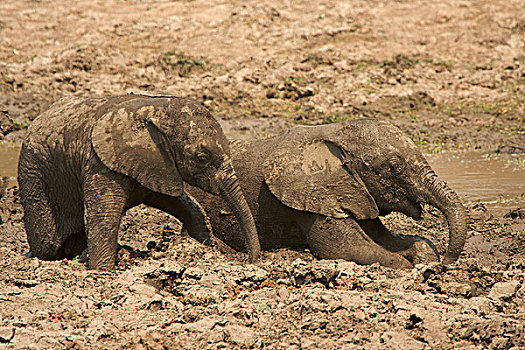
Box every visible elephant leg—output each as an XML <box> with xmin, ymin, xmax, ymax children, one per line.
<box><xmin>83</xmin><ymin>171</ymin><xmax>128</xmax><ymax>270</ymax></box>
<box><xmin>145</xmin><ymin>192</ymin><xmax>212</xmax><ymax>245</ymax></box>
<box><xmin>358</xmin><ymin>218</ymin><xmax>439</xmax><ymax>264</ymax></box>
<box><xmin>304</xmin><ymin>216</ymin><xmax>413</xmax><ymax>269</ymax></box>
<box><xmin>19</xmin><ymin>173</ymin><xmax>63</xmax><ymax>260</ymax></box>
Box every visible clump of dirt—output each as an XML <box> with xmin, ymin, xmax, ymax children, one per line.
<box><xmin>153</xmin><ymin>51</ymin><xmax>207</xmax><ymax>78</ymax></box>
<box><xmin>0</xmin><ymin>111</ymin><xmax>15</xmax><ymax>139</ymax></box>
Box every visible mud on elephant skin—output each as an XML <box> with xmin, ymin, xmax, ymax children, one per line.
<box><xmin>188</xmin><ymin>119</ymin><xmax>468</xmax><ymax>269</ymax></box>
<box><xmin>17</xmin><ymin>94</ymin><xmax>260</xmax><ymax>270</ymax></box>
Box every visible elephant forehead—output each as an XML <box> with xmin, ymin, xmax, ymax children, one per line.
<box><xmin>136</xmin><ymin>105</ymin><xmax>163</xmax><ymax>121</ymax></box>
<box><xmin>380</xmin><ymin>123</ymin><xmax>419</xmax><ymax>147</ymax></box>
<box><xmin>181</xmin><ymin>105</ymin><xmax>197</xmax><ymax>116</ymax></box>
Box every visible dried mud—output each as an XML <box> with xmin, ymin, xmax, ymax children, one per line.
<box><xmin>0</xmin><ymin>0</ymin><xmax>524</xmax><ymax>349</ymax></box>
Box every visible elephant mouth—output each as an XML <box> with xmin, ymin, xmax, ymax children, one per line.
<box><xmin>194</xmin><ymin>171</ymin><xmax>220</xmax><ymax>196</ymax></box>
<box><xmin>404</xmin><ymin>200</ymin><xmax>422</xmax><ymax>221</ymax></box>
<box><xmin>388</xmin><ymin>196</ymin><xmax>422</xmax><ymax>221</ymax></box>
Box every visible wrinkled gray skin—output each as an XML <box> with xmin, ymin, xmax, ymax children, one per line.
<box><xmin>18</xmin><ymin>94</ymin><xmax>260</xmax><ymax>270</ymax></box>
<box><xmin>188</xmin><ymin>119</ymin><xmax>468</xmax><ymax>268</ymax></box>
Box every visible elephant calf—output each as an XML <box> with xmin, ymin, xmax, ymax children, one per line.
<box><xmin>18</xmin><ymin>94</ymin><xmax>260</xmax><ymax>269</ymax></box>
<box><xmin>187</xmin><ymin>119</ymin><xmax>468</xmax><ymax>268</ymax></box>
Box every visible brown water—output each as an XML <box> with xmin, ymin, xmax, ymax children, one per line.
<box><xmin>0</xmin><ymin>143</ymin><xmax>21</xmax><ymax>186</ymax></box>
<box><xmin>1</xmin><ymin>145</ymin><xmax>523</xmax><ymax>214</ymax></box>
<box><xmin>428</xmin><ymin>152</ymin><xmax>525</xmax><ymax>215</ymax></box>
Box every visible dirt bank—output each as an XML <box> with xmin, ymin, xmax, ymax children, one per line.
<box><xmin>1</xmin><ymin>0</ymin><xmax>524</xmax><ymax>348</ymax></box>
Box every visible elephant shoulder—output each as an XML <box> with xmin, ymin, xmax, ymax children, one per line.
<box><xmin>24</xmin><ymin>97</ymin><xmax>106</xmax><ymax>152</ymax></box>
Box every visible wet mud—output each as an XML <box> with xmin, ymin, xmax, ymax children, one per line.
<box><xmin>1</xmin><ymin>0</ymin><xmax>524</xmax><ymax>349</ymax></box>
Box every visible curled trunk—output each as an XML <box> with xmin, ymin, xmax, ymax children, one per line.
<box><xmin>215</xmin><ymin>157</ymin><xmax>261</xmax><ymax>262</ymax></box>
<box><xmin>418</xmin><ymin>170</ymin><xmax>468</xmax><ymax>264</ymax></box>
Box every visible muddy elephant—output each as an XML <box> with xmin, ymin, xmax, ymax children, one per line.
<box><xmin>188</xmin><ymin>119</ymin><xmax>467</xmax><ymax>268</ymax></box>
<box><xmin>18</xmin><ymin>94</ymin><xmax>260</xmax><ymax>269</ymax></box>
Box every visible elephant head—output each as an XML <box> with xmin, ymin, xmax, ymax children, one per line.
<box><xmin>263</xmin><ymin>119</ymin><xmax>467</xmax><ymax>264</ymax></box>
<box><xmin>91</xmin><ymin>96</ymin><xmax>260</xmax><ymax>261</ymax></box>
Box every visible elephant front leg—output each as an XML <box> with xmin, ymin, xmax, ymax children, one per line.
<box><xmin>357</xmin><ymin>218</ymin><xmax>439</xmax><ymax>264</ymax></box>
<box><xmin>83</xmin><ymin>172</ymin><xmax>128</xmax><ymax>270</ymax></box>
<box><xmin>145</xmin><ymin>192</ymin><xmax>213</xmax><ymax>246</ymax></box>
<box><xmin>304</xmin><ymin>215</ymin><xmax>414</xmax><ymax>269</ymax></box>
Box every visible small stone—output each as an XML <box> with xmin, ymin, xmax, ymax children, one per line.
<box><xmin>469</xmin><ymin>297</ymin><xmax>491</xmax><ymax>315</ymax></box>
<box><xmin>301</xmin><ymin>338</ymin><xmax>317</xmax><ymax>348</ymax></box>
<box><xmin>225</xmin><ymin>325</ymin><xmax>256</xmax><ymax>347</ymax></box>
<box><xmin>160</xmin><ymin>261</ymin><xmax>185</xmax><ymax>276</ymax></box>
<box><xmin>488</xmin><ymin>281</ymin><xmax>520</xmax><ymax>301</ymax></box>
<box><xmin>277</xmin><ymin>286</ymin><xmax>290</xmax><ymax>301</ymax></box>
<box><xmin>0</xmin><ymin>111</ymin><xmax>15</xmax><ymax>138</ymax></box>
<box><xmin>184</xmin><ymin>267</ymin><xmax>204</xmax><ymax>280</ymax></box>
<box><xmin>448</xmin><ymin>282</ymin><xmax>474</xmax><ymax>297</ymax></box>
<box><xmin>405</xmin><ymin>313</ymin><xmax>423</xmax><ymax>330</ymax></box>
<box><xmin>0</xmin><ymin>328</ymin><xmax>15</xmax><ymax>343</ymax></box>
<box><xmin>491</xmin><ymin>336</ymin><xmax>510</xmax><ymax>349</ymax></box>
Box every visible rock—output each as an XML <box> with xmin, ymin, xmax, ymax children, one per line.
<box><xmin>448</xmin><ymin>281</ymin><xmax>475</xmax><ymax>297</ymax></box>
<box><xmin>469</xmin><ymin>296</ymin><xmax>491</xmax><ymax>315</ymax></box>
<box><xmin>488</xmin><ymin>281</ymin><xmax>520</xmax><ymax>301</ymax></box>
<box><xmin>159</xmin><ymin>261</ymin><xmax>185</xmax><ymax>276</ymax></box>
<box><xmin>0</xmin><ymin>328</ymin><xmax>15</xmax><ymax>344</ymax></box>
<box><xmin>517</xmin><ymin>283</ymin><xmax>525</xmax><ymax>299</ymax></box>
<box><xmin>491</xmin><ymin>336</ymin><xmax>510</xmax><ymax>349</ymax></box>
<box><xmin>277</xmin><ymin>286</ymin><xmax>290</xmax><ymax>301</ymax></box>
<box><xmin>225</xmin><ymin>324</ymin><xmax>256</xmax><ymax>347</ymax></box>
<box><xmin>0</xmin><ymin>111</ymin><xmax>16</xmax><ymax>138</ymax></box>
<box><xmin>300</xmin><ymin>337</ymin><xmax>318</xmax><ymax>348</ymax></box>
<box><xmin>405</xmin><ymin>313</ymin><xmax>423</xmax><ymax>330</ymax></box>
<box><xmin>184</xmin><ymin>266</ymin><xmax>204</xmax><ymax>280</ymax></box>
<box><xmin>242</xmin><ymin>265</ymin><xmax>269</xmax><ymax>282</ymax></box>
<box><xmin>184</xmin><ymin>317</ymin><xmax>219</xmax><ymax>333</ymax></box>
<box><xmin>504</xmin><ymin>208</ymin><xmax>525</xmax><ymax>220</ymax></box>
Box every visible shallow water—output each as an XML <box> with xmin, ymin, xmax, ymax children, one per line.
<box><xmin>1</xmin><ymin>144</ymin><xmax>523</xmax><ymax>214</ymax></box>
<box><xmin>428</xmin><ymin>152</ymin><xmax>525</xmax><ymax>215</ymax></box>
<box><xmin>0</xmin><ymin>143</ymin><xmax>21</xmax><ymax>186</ymax></box>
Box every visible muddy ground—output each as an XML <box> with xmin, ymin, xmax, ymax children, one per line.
<box><xmin>0</xmin><ymin>0</ymin><xmax>524</xmax><ymax>349</ymax></box>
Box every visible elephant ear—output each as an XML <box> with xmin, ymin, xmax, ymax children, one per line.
<box><xmin>92</xmin><ymin>107</ymin><xmax>183</xmax><ymax>197</ymax></box>
<box><xmin>263</xmin><ymin>140</ymin><xmax>378</xmax><ymax>220</ymax></box>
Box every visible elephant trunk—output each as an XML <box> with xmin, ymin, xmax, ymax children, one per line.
<box><xmin>417</xmin><ymin>169</ymin><xmax>468</xmax><ymax>264</ymax></box>
<box><xmin>215</xmin><ymin>156</ymin><xmax>261</xmax><ymax>262</ymax></box>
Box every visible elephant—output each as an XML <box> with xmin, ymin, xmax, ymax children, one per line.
<box><xmin>17</xmin><ymin>94</ymin><xmax>261</xmax><ymax>269</ymax></box>
<box><xmin>186</xmin><ymin>119</ymin><xmax>468</xmax><ymax>268</ymax></box>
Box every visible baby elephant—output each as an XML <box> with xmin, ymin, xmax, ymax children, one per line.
<box><xmin>188</xmin><ymin>119</ymin><xmax>467</xmax><ymax>268</ymax></box>
<box><xmin>18</xmin><ymin>94</ymin><xmax>260</xmax><ymax>269</ymax></box>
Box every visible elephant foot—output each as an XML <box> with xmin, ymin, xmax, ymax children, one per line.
<box><xmin>77</xmin><ymin>248</ymin><xmax>89</xmax><ymax>264</ymax></box>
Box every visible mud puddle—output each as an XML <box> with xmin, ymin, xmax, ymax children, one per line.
<box><xmin>429</xmin><ymin>152</ymin><xmax>525</xmax><ymax>216</ymax></box>
<box><xmin>0</xmin><ymin>143</ymin><xmax>21</xmax><ymax>187</ymax></box>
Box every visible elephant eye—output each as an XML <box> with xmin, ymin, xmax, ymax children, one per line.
<box><xmin>387</xmin><ymin>156</ymin><xmax>402</xmax><ymax>172</ymax></box>
<box><xmin>195</xmin><ymin>152</ymin><xmax>210</xmax><ymax>165</ymax></box>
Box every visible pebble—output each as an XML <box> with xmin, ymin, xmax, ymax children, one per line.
<box><xmin>225</xmin><ymin>324</ymin><xmax>256</xmax><ymax>347</ymax></box>
<box><xmin>488</xmin><ymin>281</ymin><xmax>520</xmax><ymax>301</ymax></box>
